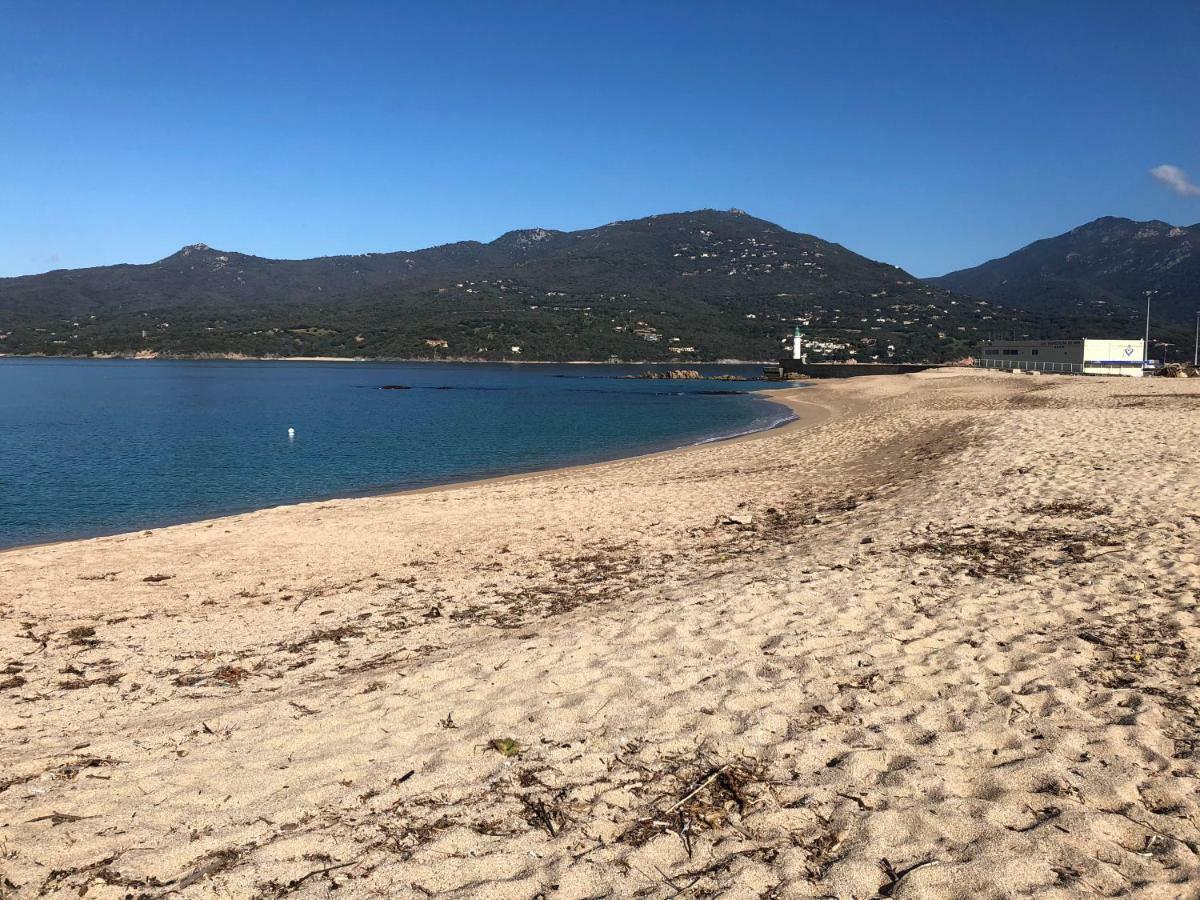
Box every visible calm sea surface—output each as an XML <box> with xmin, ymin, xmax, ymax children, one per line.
<box><xmin>0</xmin><ymin>359</ymin><xmax>796</xmax><ymax>548</ymax></box>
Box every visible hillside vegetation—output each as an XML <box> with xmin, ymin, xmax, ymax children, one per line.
<box><xmin>933</xmin><ymin>216</ymin><xmax>1200</xmax><ymax>325</ymax></box>
<box><xmin>0</xmin><ymin>210</ymin><xmax>1147</xmax><ymax>362</ymax></box>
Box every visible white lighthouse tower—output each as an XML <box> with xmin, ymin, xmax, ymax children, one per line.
<box><xmin>792</xmin><ymin>326</ymin><xmax>807</xmax><ymax>363</ymax></box>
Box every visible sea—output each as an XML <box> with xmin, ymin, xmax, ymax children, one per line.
<box><xmin>0</xmin><ymin>359</ymin><xmax>797</xmax><ymax>549</ymax></box>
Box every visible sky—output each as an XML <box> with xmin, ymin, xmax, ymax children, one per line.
<box><xmin>2</xmin><ymin>0</ymin><xmax>1198</xmax><ymax>278</ymax></box>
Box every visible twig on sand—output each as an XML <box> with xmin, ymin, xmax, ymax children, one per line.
<box><xmin>272</xmin><ymin>860</ymin><xmax>354</xmax><ymax>894</ymax></box>
<box><xmin>26</xmin><ymin>811</ymin><xmax>98</xmax><ymax>826</ymax></box>
<box><xmin>1100</xmin><ymin>807</ymin><xmax>1200</xmax><ymax>856</ymax></box>
<box><xmin>591</xmin><ymin>695</ymin><xmax>614</xmax><ymax>717</ymax></box>
<box><xmin>878</xmin><ymin>857</ymin><xmax>938</xmax><ymax>896</ymax></box>
<box><xmin>665</xmin><ymin>765</ymin><xmax>728</xmax><ymax>813</ymax></box>
<box><xmin>654</xmin><ymin>864</ymin><xmax>701</xmax><ymax>898</ymax></box>
<box><xmin>176</xmin><ymin>847</ymin><xmax>245</xmax><ymax>890</ymax></box>
<box><xmin>523</xmin><ymin>798</ymin><xmax>562</xmax><ymax>837</ymax></box>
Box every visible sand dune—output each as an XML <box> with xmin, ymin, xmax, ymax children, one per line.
<box><xmin>2</xmin><ymin>370</ymin><xmax>1198</xmax><ymax>898</ymax></box>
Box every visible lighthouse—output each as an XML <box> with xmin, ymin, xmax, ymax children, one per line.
<box><xmin>792</xmin><ymin>326</ymin><xmax>806</xmax><ymax>363</ymax></box>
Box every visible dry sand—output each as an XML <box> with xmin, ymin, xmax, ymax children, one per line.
<box><xmin>2</xmin><ymin>369</ymin><xmax>1198</xmax><ymax>898</ymax></box>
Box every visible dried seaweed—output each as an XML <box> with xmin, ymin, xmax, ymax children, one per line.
<box><xmin>1076</xmin><ymin>601</ymin><xmax>1198</xmax><ymax>760</ymax></box>
<box><xmin>903</xmin><ymin>523</ymin><xmax>1124</xmax><ymax>579</ymax></box>
<box><xmin>282</xmin><ymin>625</ymin><xmax>364</xmax><ymax>653</ymax></box>
<box><xmin>1023</xmin><ymin>499</ymin><xmax>1112</xmax><ymax>519</ymax></box>
<box><xmin>619</xmin><ymin>749</ymin><xmax>761</xmax><ymax>849</ymax></box>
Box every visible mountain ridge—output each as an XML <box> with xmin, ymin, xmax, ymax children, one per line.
<box><xmin>932</xmin><ymin>216</ymin><xmax>1200</xmax><ymax>324</ymax></box>
<box><xmin>0</xmin><ymin>209</ymin><xmax>1145</xmax><ymax>362</ymax></box>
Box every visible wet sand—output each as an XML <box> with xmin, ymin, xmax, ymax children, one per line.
<box><xmin>2</xmin><ymin>369</ymin><xmax>1198</xmax><ymax>898</ymax></box>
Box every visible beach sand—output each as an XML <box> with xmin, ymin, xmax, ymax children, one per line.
<box><xmin>2</xmin><ymin>370</ymin><xmax>1198</xmax><ymax>898</ymax></box>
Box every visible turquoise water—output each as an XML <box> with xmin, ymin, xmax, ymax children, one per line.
<box><xmin>0</xmin><ymin>359</ymin><xmax>795</xmax><ymax>548</ymax></box>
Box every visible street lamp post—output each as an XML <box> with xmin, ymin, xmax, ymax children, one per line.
<box><xmin>1144</xmin><ymin>290</ymin><xmax>1155</xmax><ymax>369</ymax></box>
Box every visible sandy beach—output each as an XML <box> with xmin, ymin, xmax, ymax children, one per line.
<box><xmin>2</xmin><ymin>369</ymin><xmax>1198</xmax><ymax>898</ymax></box>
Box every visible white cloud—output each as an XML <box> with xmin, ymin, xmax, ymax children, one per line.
<box><xmin>1150</xmin><ymin>164</ymin><xmax>1200</xmax><ymax>197</ymax></box>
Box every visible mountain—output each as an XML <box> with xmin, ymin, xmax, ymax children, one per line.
<box><xmin>932</xmin><ymin>217</ymin><xmax>1200</xmax><ymax>324</ymax></box>
<box><xmin>0</xmin><ymin>209</ymin><xmax>1066</xmax><ymax>362</ymax></box>
<box><xmin>0</xmin><ymin>240</ymin><xmax>519</xmax><ymax>319</ymax></box>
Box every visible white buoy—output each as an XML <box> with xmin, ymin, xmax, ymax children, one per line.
<box><xmin>287</xmin><ymin>427</ymin><xmax>295</xmax><ymax>440</ymax></box>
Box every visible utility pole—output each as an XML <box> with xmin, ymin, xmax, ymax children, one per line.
<box><xmin>1143</xmin><ymin>290</ymin><xmax>1155</xmax><ymax>369</ymax></box>
<box><xmin>1194</xmin><ymin>311</ymin><xmax>1199</xmax><ymax>367</ymax></box>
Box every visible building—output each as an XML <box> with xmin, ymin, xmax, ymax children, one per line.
<box><xmin>975</xmin><ymin>339</ymin><xmax>1146</xmax><ymax>377</ymax></box>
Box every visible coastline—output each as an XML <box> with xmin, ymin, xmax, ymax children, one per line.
<box><xmin>0</xmin><ymin>353</ymin><xmax>776</xmax><ymax>365</ymax></box>
<box><xmin>4</xmin><ymin>369</ymin><xmax>1198</xmax><ymax>897</ymax></box>
<box><xmin>384</xmin><ymin>384</ymin><xmax>822</xmax><ymax>501</ymax></box>
<box><xmin>0</xmin><ymin>387</ymin><xmax>808</xmax><ymax>555</ymax></box>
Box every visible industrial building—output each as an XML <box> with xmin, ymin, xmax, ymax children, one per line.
<box><xmin>975</xmin><ymin>339</ymin><xmax>1146</xmax><ymax>377</ymax></box>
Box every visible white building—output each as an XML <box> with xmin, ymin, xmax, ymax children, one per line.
<box><xmin>976</xmin><ymin>339</ymin><xmax>1146</xmax><ymax>377</ymax></box>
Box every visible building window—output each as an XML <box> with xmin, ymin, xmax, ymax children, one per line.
<box><xmin>1031</xmin><ymin>349</ymin><xmax>1039</xmax><ymax>356</ymax></box>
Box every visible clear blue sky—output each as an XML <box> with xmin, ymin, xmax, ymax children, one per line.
<box><xmin>2</xmin><ymin>0</ymin><xmax>1198</xmax><ymax>278</ymax></box>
